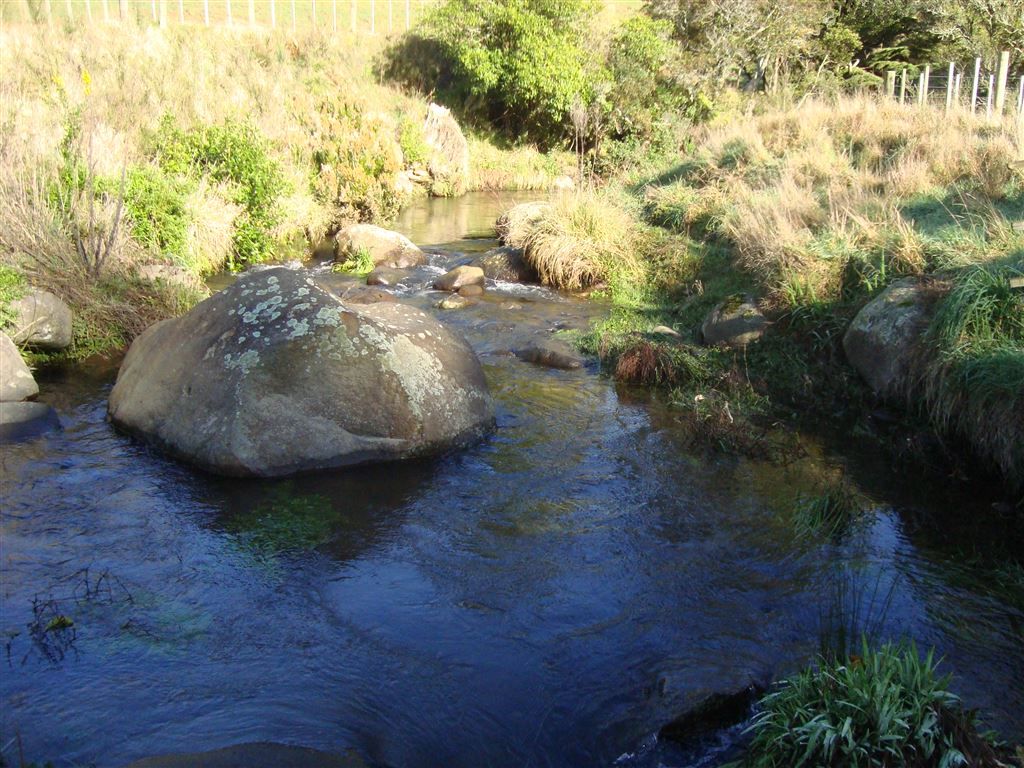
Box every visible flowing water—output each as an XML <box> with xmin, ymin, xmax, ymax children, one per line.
<box><xmin>2</xmin><ymin>192</ymin><xmax>1023</xmax><ymax>767</ymax></box>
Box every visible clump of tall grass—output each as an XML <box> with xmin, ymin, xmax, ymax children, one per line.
<box><xmin>743</xmin><ymin>639</ymin><xmax>1006</xmax><ymax>768</ymax></box>
<box><xmin>507</xmin><ymin>192</ymin><xmax>642</xmax><ymax>292</ymax></box>
<box><xmin>793</xmin><ymin>481</ymin><xmax>869</xmax><ymax>542</ymax></box>
<box><xmin>922</xmin><ymin>262</ymin><xmax>1024</xmax><ymax>489</ymax></box>
<box><xmin>468</xmin><ymin>137</ymin><xmax>574</xmax><ymax>191</ymax></box>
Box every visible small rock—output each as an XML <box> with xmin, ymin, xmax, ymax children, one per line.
<box><xmin>437</xmin><ymin>294</ymin><xmax>475</xmax><ymax>310</ymax></box>
<box><xmin>6</xmin><ymin>289</ymin><xmax>73</xmax><ymax>350</ymax></box>
<box><xmin>0</xmin><ymin>401</ymin><xmax>60</xmax><ymax>442</ymax></box>
<box><xmin>513</xmin><ymin>340</ymin><xmax>583</xmax><ymax>370</ymax></box>
<box><xmin>0</xmin><ymin>332</ymin><xmax>38</xmax><ymax>402</ymax></box>
<box><xmin>651</xmin><ymin>325</ymin><xmax>681</xmax><ymax>338</ymax></box>
<box><xmin>658</xmin><ymin>679</ymin><xmax>768</xmax><ymax>745</ymax></box>
<box><xmin>433</xmin><ymin>265</ymin><xmax>485</xmax><ymax>292</ymax></box>
<box><xmin>470</xmin><ymin>246</ymin><xmax>539</xmax><ymax>284</ymax></box>
<box><xmin>366</xmin><ymin>267</ymin><xmax>409</xmax><ymax>287</ymax></box>
<box><xmin>701</xmin><ymin>295</ymin><xmax>767</xmax><ymax>347</ymax></box>
<box><xmin>334</xmin><ymin>224</ymin><xmax>426</xmax><ymax>269</ymax></box>
<box><xmin>342</xmin><ymin>287</ymin><xmax>398</xmax><ymax>305</ymax></box>
<box><xmin>458</xmin><ymin>284</ymin><xmax>485</xmax><ymax>298</ymax></box>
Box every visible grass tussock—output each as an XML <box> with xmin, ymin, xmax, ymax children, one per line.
<box><xmin>507</xmin><ymin>191</ymin><xmax>642</xmax><ymax>292</ymax></box>
<box><xmin>468</xmin><ymin>137</ymin><xmax>574</xmax><ymax>192</ymax></box>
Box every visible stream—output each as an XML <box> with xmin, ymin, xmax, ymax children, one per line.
<box><xmin>2</xmin><ymin>191</ymin><xmax>1023</xmax><ymax>767</ymax></box>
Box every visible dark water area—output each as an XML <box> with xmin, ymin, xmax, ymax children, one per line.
<box><xmin>2</xmin><ymin>192</ymin><xmax>1023</xmax><ymax>767</ymax></box>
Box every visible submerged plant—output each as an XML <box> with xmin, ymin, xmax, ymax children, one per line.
<box><xmin>793</xmin><ymin>482</ymin><xmax>868</xmax><ymax>542</ymax></box>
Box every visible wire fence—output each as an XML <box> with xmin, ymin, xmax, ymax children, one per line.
<box><xmin>880</xmin><ymin>53</ymin><xmax>1024</xmax><ymax>121</ymax></box>
<box><xmin>1</xmin><ymin>0</ymin><xmax>646</xmax><ymax>35</ymax></box>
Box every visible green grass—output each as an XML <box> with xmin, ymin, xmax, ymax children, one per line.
<box><xmin>0</xmin><ymin>265</ymin><xmax>28</xmax><ymax>330</ymax></box>
<box><xmin>793</xmin><ymin>482</ymin><xmax>868</xmax><ymax>542</ymax></box>
<box><xmin>332</xmin><ymin>245</ymin><xmax>375</xmax><ymax>275</ymax></box>
<box><xmin>741</xmin><ymin>639</ymin><xmax>1005</xmax><ymax>768</ymax></box>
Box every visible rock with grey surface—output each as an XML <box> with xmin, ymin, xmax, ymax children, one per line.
<box><xmin>108</xmin><ymin>268</ymin><xmax>494</xmax><ymax>477</ymax></box>
<box><xmin>6</xmin><ymin>289</ymin><xmax>72</xmax><ymax>350</ymax></box>
<box><xmin>0</xmin><ymin>332</ymin><xmax>38</xmax><ymax>401</ymax></box>
<box><xmin>334</xmin><ymin>224</ymin><xmax>426</xmax><ymax>269</ymax></box>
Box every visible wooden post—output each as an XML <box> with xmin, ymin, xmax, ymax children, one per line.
<box><xmin>270</xmin><ymin>0</ymin><xmax>276</xmax><ymax>27</ymax></box>
<box><xmin>370</xmin><ymin>0</ymin><xmax>374</xmax><ymax>34</ymax></box>
<box><xmin>291</xmin><ymin>0</ymin><xmax>295</xmax><ymax>32</ymax></box>
<box><xmin>203</xmin><ymin>0</ymin><xmax>209</xmax><ymax>25</ymax></box>
<box><xmin>944</xmin><ymin>62</ymin><xmax>954</xmax><ymax>113</ymax></box>
<box><xmin>350</xmin><ymin>0</ymin><xmax>356</xmax><ymax>31</ymax></box>
<box><xmin>1017</xmin><ymin>76</ymin><xmax>1024</xmax><ymax>114</ymax></box>
<box><xmin>405</xmin><ymin>0</ymin><xmax>409</xmax><ymax>29</ymax></box>
<box><xmin>332</xmin><ymin>0</ymin><xmax>337</xmax><ymax>31</ymax></box>
<box><xmin>917</xmin><ymin>72</ymin><xmax>925</xmax><ymax>105</ymax></box>
<box><xmin>899</xmin><ymin>68</ymin><xmax>907</xmax><ymax>104</ymax></box>
<box><xmin>178</xmin><ymin>0</ymin><xmax>183</xmax><ymax>23</ymax></box>
<box><xmin>159</xmin><ymin>0</ymin><xmax>167</xmax><ymax>26</ymax></box>
<box><xmin>885</xmin><ymin>70</ymin><xmax>896</xmax><ymax>99</ymax></box>
<box><xmin>954</xmin><ymin>71</ymin><xmax>962</xmax><ymax>109</ymax></box>
<box><xmin>66</xmin><ymin>0</ymin><xmax>73</xmax><ymax>23</ymax></box>
<box><xmin>85</xmin><ymin>0</ymin><xmax>93</xmax><ymax>23</ymax></box>
<box><xmin>102</xmin><ymin>0</ymin><xmax>109</xmax><ymax>22</ymax></box>
<box><xmin>226</xmin><ymin>0</ymin><xmax>232</xmax><ymax>25</ymax></box>
<box><xmin>248</xmin><ymin>0</ymin><xmax>255</xmax><ymax>26</ymax></box>
<box><xmin>971</xmin><ymin>57</ymin><xmax>981</xmax><ymax>114</ymax></box>
<box><xmin>150</xmin><ymin>0</ymin><xmax>156</xmax><ymax>22</ymax></box>
<box><xmin>922</xmin><ymin>64</ymin><xmax>931</xmax><ymax>105</ymax></box>
<box><xmin>118</xmin><ymin>0</ymin><xmax>127</xmax><ymax>22</ymax></box>
<box><xmin>986</xmin><ymin>73</ymin><xmax>994</xmax><ymax>118</ymax></box>
<box><xmin>312</xmin><ymin>0</ymin><xmax>316</xmax><ymax>28</ymax></box>
<box><xmin>388</xmin><ymin>0</ymin><xmax>392</xmax><ymax>32</ymax></box>
<box><xmin>994</xmin><ymin>50</ymin><xmax>1010</xmax><ymax>115</ymax></box>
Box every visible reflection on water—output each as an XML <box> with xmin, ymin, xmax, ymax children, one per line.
<box><xmin>2</xmin><ymin>192</ymin><xmax>1023</xmax><ymax>768</ymax></box>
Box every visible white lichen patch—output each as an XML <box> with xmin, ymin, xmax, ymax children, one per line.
<box><xmin>383</xmin><ymin>335</ymin><xmax>448</xmax><ymax>421</ymax></box>
<box><xmin>223</xmin><ymin>348</ymin><xmax>261</xmax><ymax>373</ymax></box>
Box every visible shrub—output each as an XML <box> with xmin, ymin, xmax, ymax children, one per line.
<box><xmin>155</xmin><ymin>117</ymin><xmax>282</xmax><ymax>269</ymax></box>
<box><xmin>332</xmin><ymin>246</ymin><xmax>375</xmax><ymax>276</ymax></box>
<box><xmin>0</xmin><ymin>265</ymin><xmax>28</xmax><ymax>329</ymax></box>
<box><xmin>116</xmin><ymin>166</ymin><xmax>192</xmax><ymax>263</ymax></box>
<box><xmin>743</xmin><ymin>640</ymin><xmax>1004</xmax><ymax>768</ymax></box>
<box><xmin>381</xmin><ymin>0</ymin><xmax>602</xmax><ymax>148</ymax></box>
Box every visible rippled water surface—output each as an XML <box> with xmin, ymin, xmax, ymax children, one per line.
<box><xmin>2</xmin><ymin>192</ymin><xmax>1023</xmax><ymax>767</ymax></box>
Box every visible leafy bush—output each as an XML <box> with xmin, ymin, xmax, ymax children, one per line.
<box><xmin>155</xmin><ymin>117</ymin><xmax>282</xmax><ymax>268</ymax></box>
<box><xmin>304</xmin><ymin>98</ymin><xmax>405</xmax><ymax>224</ymax></box>
<box><xmin>332</xmin><ymin>246</ymin><xmax>375</xmax><ymax>276</ymax></box>
<box><xmin>744</xmin><ymin>640</ymin><xmax>1004</xmax><ymax>767</ymax></box>
<box><xmin>115</xmin><ymin>166</ymin><xmax>192</xmax><ymax>263</ymax></box>
<box><xmin>381</xmin><ymin>0</ymin><xmax>601</xmax><ymax>148</ymax></box>
<box><xmin>0</xmin><ymin>265</ymin><xmax>27</xmax><ymax>329</ymax></box>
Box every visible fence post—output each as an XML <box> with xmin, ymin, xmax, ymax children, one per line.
<box><xmin>159</xmin><ymin>0</ymin><xmax>167</xmax><ymax>26</ymax></box>
<box><xmin>226</xmin><ymin>0</ymin><xmax>232</xmax><ymax>25</ymax></box>
<box><xmin>85</xmin><ymin>0</ymin><xmax>93</xmax><ymax>23</ymax></box>
<box><xmin>944</xmin><ymin>62</ymin><xmax>954</xmax><ymax>113</ymax></box>
<box><xmin>351</xmin><ymin>0</ymin><xmax>356</xmax><ymax>32</ymax></box>
<box><xmin>66</xmin><ymin>0</ymin><xmax>73</xmax><ymax>23</ymax></box>
<box><xmin>178</xmin><ymin>0</ymin><xmax>183</xmax><ymax>23</ymax></box>
<box><xmin>917</xmin><ymin>72</ymin><xmax>925</xmax><ymax>105</ymax></box>
<box><xmin>102</xmin><ymin>0</ymin><xmax>109</xmax><ymax>22</ymax></box>
<box><xmin>405</xmin><ymin>0</ymin><xmax>409</xmax><ymax>30</ymax></box>
<box><xmin>150</xmin><ymin>0</ymin><xmax>156</xmax><ymax>23</ymax></box>
<box><xmin>371</xmin><ymin>0</ymin><xmax>375</xmax><ymax>33</ymax></box>
<box><xmin>899</xmin><ymin>68</ymin><xmax>907</xmax><ymax>104</ymax></box>
<box><xmin>203</xmin><ymin>0</ymin><xmax>209</xmax><ymax>25</ymax></box>
<box><xmin>922</xmin><ymin>65</ymin><xmax>931</xmax><ymax>105</ymax></box>
<box><xmin>971</xmin><ymin>57</ymin><xmax>981</xmax><ymax>114</ymax></box>
<box><xmin>885</xmin><ymin>70</ymin><xmax>896</xmax><ymax>99</ymax></box>
<box><xmin>986</xmin><ymin>73</ymin><xmax>994</xmax><ymax>118</ymax></box>
<box><xmin>332</xmin><ymin>0</ymin><xmax>337</xmax><ymax>32</ymax></box>
<box><xmin>291</xmin><ymin>0</ymin><xmax>295</xmax><ymax>32</ymax></box>
<box><xmin>118</xmin><ymin>0</ymin><xmax>127</xmax><ymax>22</ymax></box>
<box><xmin>994</xmin><ymin>50</ymin><xmax>1010</xmax><ymax>115</ymax></box>
<box><xmin>270</xmin><ymin>0</ymin><xmax>276</xmax><ymax>27</ymax></box>
<box><xmin>1018</xmin><ymin>76</ymin><xmax>1024</xmax><ymax>113</ymax></box>
<box><xmin>388</xmin><ymin>0</ymin><xmax>392</xmax><ymax>32</ymax></box>
<box><xmin>248</xmin><ymin>0</ymin><xmax>255</xmax><ymax>26</ymax></box>
<box><xmin>954</xmin><ymin>71</ymin><xmax>962</xmax><ymax>109</ymax></box>
<box><xmin>312</xmin><ymin>0</ymin><xmax>316</xmax><ymax>28</ymax></box>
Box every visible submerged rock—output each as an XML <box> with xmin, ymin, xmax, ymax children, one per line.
<box><xmin>843</xmin><ymin>278</ymin><xmax>934</xmax><ymax>396</ymax></box>
<box><xmin>433</xmin><ymin>265</ymin><xmax>485</xmax><ymax>292</ymax></box>
<box><xmin>0</xmin><ymin>332</ymin><xmax>38</xmax><ymax>402</ymax></box>
<box><xmin>700</xmin><ymin>295</ymin><xmax>767</xmax><ymax>347</ymax></box>
<box><xmin>366</xmin><ymin>267</ymin><xmax>409</xmax><ymax>287</ymax></box>
<box><xmin>122</xmin><ymin>742</ymin><xmax>367</xmax><ymax>768</ymax></box>
<box><xmin>458</xmin><ymin>284</ymin><xmax>485</xmax><ymax>298</ymax></box>
<box><xmin>108</xmin><ymin>268</ymin><xmax>494</xmax><ymax>477</ymax></box>
<box><xmin>471</xmin><ymin>246</ymin><xmax>538</xmax><ymax>284</ymax></box>
<box><xmin>334</xmin><ymin>224</ymin><xmax>426</xmax><ymax>269</ymax></box>
<box><xmin>513</xmin><ymin>339</ymin><xmax>583</xmax><ymax>370</ymax></box>
<box><xmin>6</xmin><ymin>288</ymin><xmax>72</xmax><ymax>350</ymax></box>
<box><xmin>437</xmin><ymin>294</ymin><xmax>475</xmax><ymax>310</ymax></box>
<box><xmin>658</xmin><ymin>681</ymin><xmax>767</xmax><ymax>745</ymax></box>
<box><xmin>0</xmin><ymin>401</ymin><xmax>60</xmax><ymax>442</ymax></box>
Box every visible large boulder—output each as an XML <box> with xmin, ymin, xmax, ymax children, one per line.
<box><xmin>334</xmin><ymin>224</ymin><xmax>426</xmax><ymax>269</ymax></box>
<box><xmin>6</xmin><ymin>289</ymin><xmax>72</xmax><ymax>350</ymax></box>
<box><xmin>423</xmin><ymin>103</ymin><xmax>470</xmax><ymax>196</ymax></box>
<box><xmin>843</xmin><ymin>278</ymin><xmax>933</xmax><ymax>396</ymax></box>
<box><xmin>108</xmin><ymin>268</ymin><xmax>494</xmax><ymax>477</ymax></box>
<box><xmin>471</xmin><ymin>246</ymin><xmax>539</xmax><ymax>284</ymax></box>
<box><xmin>495</xmin><ymin>202</ymin><xmax>549</xmax><ymax>248</ymax></box>
<box><xmin>700</xmin><ymin>295</ymin><xmax>767</xmax><ymax>348</ymax></box>
<box><xmin>0</xmin><ymin>332</ymin><xmax>38</xmax><ymax>401</ymax></box>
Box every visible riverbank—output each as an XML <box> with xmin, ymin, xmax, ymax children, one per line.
<box><xmin>0</xmin><ymin>23</ymin><xmax>572</xmax><ymax>362</ymax></box>
<box><xmin>501</xmin><ymin>95</ymin><xmax>1023</xmax><ymax>500</ymax></box>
